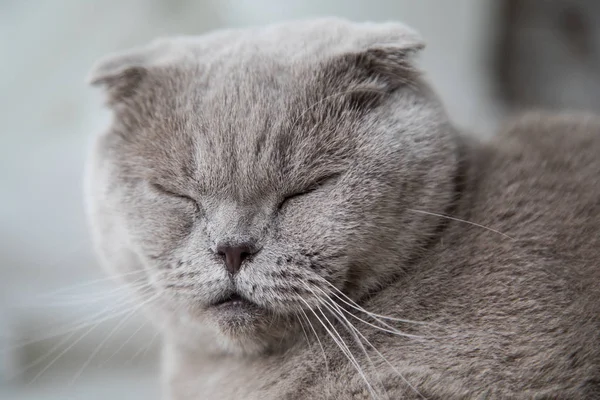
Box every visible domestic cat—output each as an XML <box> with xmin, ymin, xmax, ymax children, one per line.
<box><xmin>85</xmin><ymin>18</ymin><xmax>600</xmax><ymax>399</ymax></box>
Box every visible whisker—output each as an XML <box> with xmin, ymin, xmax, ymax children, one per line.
<box><xmin>126</xmin><ymin>330</ymin><xmax>160</xmax><ymax>365</ymax></box>
<box><xmin>317</xmin><ymin>291</ymin><xmax>427</xmax><ymax>400</ymax></box>
<box><xmin>33</xmin><ymin>269</ymin><xmax>147</xmax><ymax>300</ymax></box>
<box><xmin>3</xmin><ymin>286</ymin><xmax>154</xmax><ymax>356</ymax></box>
<box><xmin>68</xmin><ymin>294</ymin><xmax>159</xmax><ymax>387</ymax></box>
<box><xmin>407</xmin><ymin>209</ymin><xmax>514</xmax><ymax>240</ymax></box>
<box><xmin>316</xmin><ymin>277</ymin><xmax>433</xmax><ymax>326</ymax></box>
<box><xmin>298</xmin><ymin>297</ymin><xmax>380</xmax><ymax>399</ymax></box>
<box><xmin>338</xmin><ymin>305</ymin><xmax>435</xmax><ymax>339</ymax></box>
<box><xmin>299</xmin><ymin>308</ymin><xmax>330</xmax><ymax>378</ymax></box>
<box><xmin>296</xmin><ymin>314</ymin><xmax>311</xmax><ymax>346</ymax></box>
<box><xmin>311</xmin><ymin>285</ymin><xmax>435</xmax><ymax>340</ymax></box>
<box><xmin>28</xmin><ymin>317</ymin><xmax>109</xmax><ymax>384</ymax></box>
<box><xmin>99</xmin><ymin>319</ymin><xmax>150</xmax><ymax>367</ymax></box>
<box><xmin>8</xmin><ymin>327</ymin><xmax>82</xmax><ymax>380</ymax></box>
<box><xmin>2</xmin><ymin>302</ymin><xmax>134</xmax><ymax>355</ymax></box>
<box><xmin>314</xmin><ymin>305</ymin><xmax>381</xmax><ymax>400</ymax></box>
<box><xmin>19</xmin><ymin>280</ymin><xmax>152</xmax><ymax>309</ymax></box>
<box><xmin>307</xmin><ymin>287</ymin><xmax>388</xmax><ymax>399</ymax></box>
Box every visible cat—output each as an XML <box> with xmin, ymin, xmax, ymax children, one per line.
<box><xmin>85</xmin><ymin>18</ymin><xmax>600</xmax><ymax>399</ymax></box>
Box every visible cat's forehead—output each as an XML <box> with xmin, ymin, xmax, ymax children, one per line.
<box><xmin>122</xmin><ymin>60</ymin><xmax>359</xmax><ymax>201</ymax></box>
<box><xmin>183</xmin><ymin>66</ymin><xmax>359</xmax><ymax>198</ymax></box>
<box><xmin>94</xmin><ymin>18</ymin><xmax>426</xmax><ymax>198</ymax></box>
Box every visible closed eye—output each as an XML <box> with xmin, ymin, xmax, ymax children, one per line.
<box><xmin>151</xmin><ymin>183</ymin><xmax>199</xmax><ymax>208</ymax></box>
<box><xmin>278</xmin><ymin>173</ymin><xmax>341</xmax><ymax>209</ymax></box>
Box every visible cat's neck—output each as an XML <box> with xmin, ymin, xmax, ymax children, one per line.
<box><xmin>346</xmin><ymin>131</ymin><xmax>478</xmax><ymax>303</ymax></box>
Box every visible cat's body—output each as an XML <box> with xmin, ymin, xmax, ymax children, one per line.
<box><xmin>86</xmin><ymin>19</ymin><xmax>600</xmax><ymax>399</ymax></box>
<box><xmin>164</xmin><ymin>116</ymin><xmax>600</xmax><ymax>399</ymax></box>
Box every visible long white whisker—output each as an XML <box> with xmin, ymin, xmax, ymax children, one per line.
<box><xmin>127</xmin><ymin>330</ymin><xmax>160</xmax><ymax>365</ymax></box>
<box><xmin>296</xmin><ymin>310</ymin><xmax>335</xmax><ymax>397</ymax></box>
<box><xmin>407</xmin><ymin>209</ymin><xmax>514</xmax><ymax>240</ymax></box>
<box><xmin>317</xmin><ymin>278</ymin><xmax>432</xmax><ymax>326</ymax></box>
<box><xmin>29</xmin><ymin>318</ymin><xmax>108</xmax><ymax>384</ymax></box>
<box><xmin>343</xmin><ymin>309</ymin><xmax>436</xmax><ymax>340</ymax></box>
<box><xmin>34</xmin><ymin>269</ymin><xmax>147</xmax><ymax>300</ymax></box>
<box><xmin>26</xmin><ymin>292</ymin><xmax>157</xmax><ymax>385</ymax></box>
<box><xmin>322</xmin><ymin>295</ymin><xmax>428</xmax><ymax>400</ymax></box>
<box><xmin>22</xmin><ymin>280</ymin><xmax>152</xmax><ymax>309</ymax></box>
<box><xmin>312</xmin><ymin>285</ymin><xmax>435</xmax><ymax>340</ymax></box>
<box><xmin>314</xmin><ymin>305</ymin><xmax>380</xmax><ymax>400</ymax></box>
<box><xmin>307</xmin><ymin>287</ymin><xmax>388</xmax><ymax>400</ymax></box>
<box><xmin>299</xmin><ymin>308</ymin><xmax>330</xmax><ymax>376</ymax></box>
<box><xmin>68</xmin><ymin>294</ymin><xmax>158</xmax><ymax>386</ymax></box>
<box><xmin>296</xmin><ymin>314</ymin><xmax>311</xmax><ymax>346</ymax></box>
<box><xmin>4</xmin><ymin>286</ymin><xmax>154</xmax><ymax>353</ymax></box>
<box><xmin>8</xmin><ymin>328</ymin><xmax>82</xmax><ymax>379</ymax></box>
<box><xmin>298</xmin><ymin>297</ymin><xmax>379</xmax><ymax>399</ymax></box>
<box><xmin>99</xmin><ymin>320</ymin><xmax>150</xmax><ymax>367</ymax></box>
<box><xmin>1</xmin><ymin>298</ymin><xmax>140</xmax><ymax>355</ymax></box>
<box><xmin>68</xmin><ymin>313</ymin><xmax>135</xmax><ymax>385</ymax></box>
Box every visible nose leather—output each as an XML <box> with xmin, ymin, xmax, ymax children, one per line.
<box><xmin>216</xmin><ymin>243</ymin><xmax>255</xmax><ymax>275</ymax></box>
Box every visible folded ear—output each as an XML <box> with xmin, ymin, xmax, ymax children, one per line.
<box><xmin>347</xmin><ymin>21</ymin><xmax>425</xmax><ymax>55</ymax></box>
<box><xmin>313</xmin><ymin>21</ymin><xmax>425</xmax><ymax>109</ymax></box>
<box><xmin>87</xmin><ymin>39</ymin><xmax>183</xmax><ymax>105</ymax></box>
<box><xmin>332</xmin><ymin>21</ymin><xmax>425</xmax><ymax>91</ymax></box>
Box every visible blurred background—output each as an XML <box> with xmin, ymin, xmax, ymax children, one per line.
<box><xmin>1</xmin><ymin>0</ymin><xmax>598</xmax><ymax>399</ymax></box>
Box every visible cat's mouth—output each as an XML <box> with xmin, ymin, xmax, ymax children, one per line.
<box><xmin>211</xmin><ymin>293</ymin><xmax>258</xmax><ymax>310</ymax></box>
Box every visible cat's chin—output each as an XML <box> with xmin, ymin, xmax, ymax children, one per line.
<box><xmin>203</xmin><ymin>299</ymin><xmax>298</xmax><ymax>355</ymax></box>
<box><xmin>207</xmin><ymin>293</ymin><xmax>264</xmax><ymax>334</ymax></box>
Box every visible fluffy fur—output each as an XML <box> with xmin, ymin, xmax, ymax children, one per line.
<box><xmin>85</xmin><ymin>18</ymin><xmax>600</xmax><ymax>399</ymax></box>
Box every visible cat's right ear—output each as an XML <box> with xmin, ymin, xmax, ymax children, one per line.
<box><xmin>87</xmin><ymin>39</ymin><xmax>180</xmax><ymax>105</ymax></box>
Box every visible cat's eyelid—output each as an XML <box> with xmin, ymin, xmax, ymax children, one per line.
<box><xmin>150</xmin><ymin>182</ymin><xmax>194</xmax><ymax>201</ymax></box>
<box><xmin>279</xmin><ymin>172</ymin><xmax>342</xmax><ymax>209</ymax></box>
<box><xmin>313</xmin><ymin>172</ymin><xmax>342</xmax><ymax>188</ymax></box>
<box><xmin>298</xmin><ymin>173</ymin><xmax>341</xmax><ymax>194</ymax></box>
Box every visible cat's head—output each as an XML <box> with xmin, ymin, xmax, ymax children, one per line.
<box><xmin>85</xmin><ymin>18</ymin><xmax>459</xmax><ymax>354</ymax></box>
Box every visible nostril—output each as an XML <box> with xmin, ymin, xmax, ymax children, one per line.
<box><xmin>239</xmin><ymin>246</ymin><xmax>252</xmax><ymax>260</ymax></box>
<box><xmin>216</xmin><ymin>244</ymin><xmax>253</xmax><ymax>258</ymax></box>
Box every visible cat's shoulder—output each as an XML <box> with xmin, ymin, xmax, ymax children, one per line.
<box><xmin>496</xmin><ymin>111</ymin><xmax>600</xmax><ymax>154</ymax></box>
<box><xmin>480</xmin><ymin>112</ymin><xmax>600</xmax><ymax>178</ymax></box>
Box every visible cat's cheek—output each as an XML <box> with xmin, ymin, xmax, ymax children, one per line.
<box><xmin>128</xmin><ymin>200</ymin><xmax>198</xmax><ymax>255</ymax></box>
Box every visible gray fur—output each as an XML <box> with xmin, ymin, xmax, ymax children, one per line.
<box><xmin>85</xmin><ymin>18</ymin><xmax>600</xmax><ymax>399</ymax></box>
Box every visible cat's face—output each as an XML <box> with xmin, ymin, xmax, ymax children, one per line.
<box><xmin>86</xmin><ymin>19</ymin><xmax>458</xmax><ymax>353</ymax></box>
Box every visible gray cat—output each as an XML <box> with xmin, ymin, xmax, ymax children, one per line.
<box><xmin>85</xmin><ymin>18</ymin><xmax>600</xmax><ymax>399</ymax></box>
